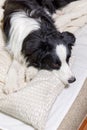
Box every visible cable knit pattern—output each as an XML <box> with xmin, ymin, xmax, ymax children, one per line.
<box><xmin>0</xmin><ymin>0</ymin><xmax>87</xmax><ymax>130</ymax></box>
<box><xmin>53</xmin><ymin>0</ymin><xmax>87</xmax><ymax>32</ymax></box>
<box><xmin>0</xmin><ymin>70</ymin><xmax>65</xmax><ymax>130</ymax></box>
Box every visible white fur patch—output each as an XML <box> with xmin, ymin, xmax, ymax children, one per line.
<box><xmin>56</xmin><ymin>44</ymin><xmax>74</xmax><ymax>85</ymax></box>
<box><xmin>56</xmin><ymin>44</ymin><xmax>67</xmax><ymax>62</ymax></box>
<box><xmin>7</xmin><ymin>11</ymin><xmax>40</xmax><ymax>62</ymax></box>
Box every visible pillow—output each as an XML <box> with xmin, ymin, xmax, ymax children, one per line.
<box><xmin>0</xmin><ymin>69</ymin><xmax>65</xmax><ymax>130</ymax></box>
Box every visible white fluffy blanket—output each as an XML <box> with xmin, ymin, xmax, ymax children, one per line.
<box><xmin>53</xmin><ymin>0</ymin><xmax>87</xmax><ymax>32</ymax></box>
<box><xmin>0</xmin><ymin>0</ymin><xmax>87</xmax><ymax>130</ymax></box>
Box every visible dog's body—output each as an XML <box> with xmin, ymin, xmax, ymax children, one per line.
<box><xmin>3</xmin><ymin>0</ymin><xmax>76</xmax><ymax>86</ymax></box>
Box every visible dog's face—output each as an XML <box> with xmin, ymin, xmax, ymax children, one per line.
<box><xmin>22</xmin><ymin>31</ymin><xmax>76</xmax><ymax>85</ymax></box>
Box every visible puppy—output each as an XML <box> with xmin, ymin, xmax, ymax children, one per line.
<box><xmin>3</xmin><ymin>0</ymin><xmax>76</xmax><ymax>86</ymax></box>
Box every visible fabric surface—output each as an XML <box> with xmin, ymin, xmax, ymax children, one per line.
<box><xmin>0</xmin><ymin>70</ymin><xmax>65</xmax><ymax>130</ymax></box>
<box><xmin>53</xmin><ymin>0</ymin><xmax>87</xmax><ymax>32</ymax></box>
<box><xmin>0</xmin><ymin>0</ymin><xmax>87</xmax><ymax>130</ymax></box>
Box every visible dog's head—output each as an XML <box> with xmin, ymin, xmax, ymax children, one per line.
<box><xmin>22</xmin><ymin>30</ymin><xmax>76</xmax><ymax>85</ymax></box>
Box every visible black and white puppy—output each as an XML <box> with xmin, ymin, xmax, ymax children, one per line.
<box><xmin>3</xmin><ymin>0</ymin><xmax>76</xmax><ymax>85</ymax></box>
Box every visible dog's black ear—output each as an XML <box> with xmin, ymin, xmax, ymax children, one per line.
<box><xmin>61</xmin><ymin>32</ymin><xmax>76</xmax><ymax>46</ymax></box>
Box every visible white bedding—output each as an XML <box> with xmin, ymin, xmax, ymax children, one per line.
<box><xmin>0</xmin><ymin>25</ymin><xmax>87</xmax><ymax>130</ymax></box>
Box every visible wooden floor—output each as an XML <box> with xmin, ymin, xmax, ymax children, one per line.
<box><xmin>79</xmin><ymin>116</ymin><xmax>87</xmax><ymax>130</ymax></box>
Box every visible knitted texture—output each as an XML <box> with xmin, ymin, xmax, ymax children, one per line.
<box><xmin>53</xmin><ymin>0</ymin><xmax>87</xmax><ymax>33</ymax></box>
<box><xmin>0</xmin><ymin>70</ymin><xmax>65</xmax><ymax>130</ymax></box>
<box><xmin>0</xmin><ymin>0</ymin><xmax>87</xmax><ymax>130</ymax></box>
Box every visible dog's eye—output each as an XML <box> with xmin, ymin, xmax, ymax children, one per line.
<box><xmin>52</xmin><ymin>63</ymin><xmax>60</xmax><ymax>69</ymax></box>
<box><xmin>66</xmin><ymin>55</ymin><xmax>71</xmax><ymax>63</ymax></box>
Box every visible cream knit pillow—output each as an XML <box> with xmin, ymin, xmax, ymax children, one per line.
<box><xmin>0</xmin><ymin>70</ymin><xmax>65</xmax><ymax>130</ymax></box>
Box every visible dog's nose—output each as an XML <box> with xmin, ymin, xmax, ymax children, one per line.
<box><xmin>68</xmin><ymin>76</ymin><xmax>76</xmax><ymax>83</ymax></box>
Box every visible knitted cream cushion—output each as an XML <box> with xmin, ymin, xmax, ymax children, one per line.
<box><xmin>0</xmin><ymin>0</ymin><xmax>87</xmax><ymax>130</ymax></box>
<box><xmin>0</xmin><ymin>70</ymin><xmax>65</xmax><ymax>130</ymax></box>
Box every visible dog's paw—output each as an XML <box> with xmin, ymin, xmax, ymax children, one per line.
<box><xmin>3</xmin><ymin>60</ymin><xmax>20</xmax><ymax>94</ymax></box>
<box><xmin>3</xmin><ymin>69</ymin><xmax>19</xmax><ymax>94</ymax></box>
<box><xmin>3</xmin><ymin>85</ymin><xmax>18</xmax><ymax>94</ymax></box>
<box><xmin>26</xmin><ymin>66</ymin><xmax>38</xmax><ymax>82</ymax></box>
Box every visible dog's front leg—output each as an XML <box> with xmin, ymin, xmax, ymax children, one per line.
<box><xmin>3</xmin><ymin>59</ymin><xmax>26</xmax><ymax>94</ymax></box>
